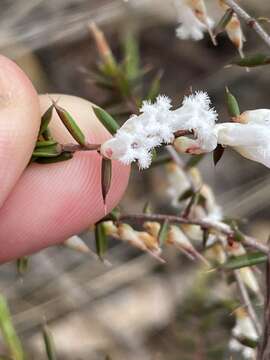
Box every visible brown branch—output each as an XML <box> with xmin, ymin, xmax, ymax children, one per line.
<box><xmin>61</xmin><ymin>143</ymin><xmax>101</xmax><ymax>153</ymax></box>
<box><xmin>224</xmin><ymin>0</ymin><xmax>270</xmax><ymax>48</ymax></box>
<box><xmin>112</xmin><ymin>213</ymin><xmax>268</xmax><ymax>254</ymax></box>
<box><xmin>258</xmin><ymin>253</ymin><xmax>270</xmax><ymax>359</ymax></box>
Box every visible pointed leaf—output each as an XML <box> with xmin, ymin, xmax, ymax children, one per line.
<box><xmin>108</xmin><ymin>207</ymin><xmax>121</xmax><ymax>221</ymax></box>
<box><xmin>95</xmin><ymin>222</ymin><xmax>108</xmax><ymax>259</ymax></box>
<box><xmin>36</xmin><ymin>140</ymin><xmax>58</xmax><ymax>148</ymax></box>
<box><xmin>214</xmin><ymin>8</ymin><xmax>234</xmax><ymax>36</ymax></box>
<box><xmin>213</xmin><ymin>144</ymin><xmax>225</xmax><ymax>166</ymax></box>
<box><xmin>233</xmin><ymin>53</ymin><xmax>270</xmax><ymax>67</ymax></box>
<box><xmin>42</xmin><ymin>324</ymin><xmax>57</xmax><ymax>360</ymax></box>
<box><xmin>35</xmin><ymin>152</ymin><xmax>73</xmax><ymax>164</ymax></box>
<box><xmin>53</xmin><ymin>103</ymin><xmax>86</xmax><ymax>146</ymax></box>
<box><xmin>223</xmin><ymin>252</ymin><xmax>267</xmax><ymax>270</ymax></box>
<box><xmin>158</xmin><ymin>219</ymin><xmax>169</xmax><ymax>247</ymax></box>
<box><xmin>0</xmin><ymin>295</ymin><xmax>24</xmax><ymax>360</ymax></box>
<box><xmin>146</xmin><ymin>70</ymin><xmax>163</xmax><ymax>102</ymax></box>
<box><xmin>233</xmin><ymin>335</ymin><xmax>258</xmax><ymax>349</ymax></box>
<box><xmin>93</xmin><ymin>107</ymin><xmax>119</xmax><ymax>135</ymax></box>
<box><xmin>32</xmin><ymin>144</ymin><xmax>61</xmax><ymax>158</ymax></box>
<box><xmin>123</xmin><ymin>31</ymin><xmax>140</xmax><ymax>80</ymax></box>
<box><xmin>16</xmin><ymin>257</ymin><xmax>29</xmax><ymax>276</ymax></box>
<box><xmin>39</xmin><ymin>105</ymin><xmax>54</xmax><ymax>136</ymax></box>
<box><xmin>178</xmin><ymin>188</ymin><xmax>194</xmax><ymax>201</ymax></box>
<box><xmin>225</xmin><ymin>87</ymin><xmax>240</xmax><ymax>117</ymax></box>
<box><xmin>101</xmin><ymin>158</ymin><xmax>112</xmax><ymax>205</ymax></box>
<box><xmin>43</xmin><ymin>128</ymin><xmax>53</xmax><ymax>141</ymax></box>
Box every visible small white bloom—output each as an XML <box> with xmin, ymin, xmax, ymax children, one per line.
<box><xmin>100</xmin><ymin>91</ymin><xmax>218</xmax><ymax>169</ymax></box>
<box><xmin>219</xmin><ymin>0</ymin><xmax>245</xmax><ymax>57</ymax></box>
<box><xmin>216</xmin><ymin>120</ymin><xmax>270</xmax><ymax>168</ymax></box>
<box><xmin>229</xmin><ymin>308</ymin><xmax>258</xmax><ymax>359</ymax></box>
<box><xmin>174</xmin><ymin>0</ymin><xmax>214</xmax><ymax>41</ymax></box>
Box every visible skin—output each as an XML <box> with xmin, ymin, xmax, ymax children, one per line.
<box><xmin>0</xmin><ymin>56</ymin><xmax>130</xmax><ymax>263</ymax></box>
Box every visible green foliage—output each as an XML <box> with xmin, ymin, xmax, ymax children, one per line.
<box><xmin>233</xmin><ymin>53</ymin><xmax>270</xmax><ymax>67</ymax></box>
<box><xmin>93</xmin><ymin>107</ymin><xmax>119</xmax><ymax>135</ymax></box>
<box><xmin>42</xmin><ymin>324</ymin><xmax>57</xmax><ymax>360</ymax></box>
<box><xmin>95</xmin><ymin>222</ymin><xmax>108</xmax><ymax>259</ymax></box>
<box><xmin>223</xmin><ymin>252</ymin><xmax>267</xmax><ymax>270</ymax></box>
<box><xmin>0</xmin><ymin>295</ymin><xmax>24</xmax><ymax>360</ymax></box>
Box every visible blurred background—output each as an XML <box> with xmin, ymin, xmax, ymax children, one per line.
<box><xmin>1</xmin><ymin>0</ymin><xmax>270</xmax><ymax>359</ymax></box>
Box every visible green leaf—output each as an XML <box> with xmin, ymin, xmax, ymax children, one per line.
<box><xmin>233</xmin><ymin>335</ymin><xmax>258</xmax><ymax>349</ymax></box>
<box><xmin>53</xmin><ymin>103</ymin><xmax>86</xmax><ymax>146</ymax></box>
<box><xmin>101</xmin><ymin>158</ymin><xmax>112</xmax><ymax>205</ymax></box>
<box><xmin>223</xmin><ymin>252</ymin><xmax>267</xmax><ymax>270</ymax></box>
<box><xmin>225</xmin><ymin>87</ymin><xmax>240</xmax><ymax>117</ymax></box>
<box><xmin>95</xmin><ymin>222</ymin><xmax>108</xmax><ymax>259</ymax></box>
<box><xmin>43</xmin><ymin>128</ymin><xmax>53</xmax><ymax>141</ymax></box>
<box><xmin>233</xmin><ymin>53</ymin><xmax>270</xmax><ymax>67</ymax></box>
<box><xmin>0</xmin><ymin>295</ymin><xmax>24</xmax><ymax>360</ymax></box>
<box><xmin>178</xmin><ymin>188</ymin><xmax>194</xmax><ymax>201</ymax></box>
<box><xmin>35</xmin><ymin>140</ymin><xmax>58</xmax><ymax>148</ymax></box>
<box><xmin>35</xmin><ymin>152</ymin><xmax>73</xmax><ymax>164</ymax></box>
<box><xmin>42</xmin><ymin>324</ymin><xmax>57</xmax><ymax>360</ymax></box>
<box><xmin>146</xmin><ymin>70</ymin><xmax>163</xmax><ymax>102</ymax></box>
<box><xmin>39</xmin><ymin>105</ymin><xmax>54</xmax><ymax>136</ymax></box>
<box><xmin>108</xmin><ymin>207</ymin><xmax>121</xmax><ymax>221</ymax></box>
<box><xmin>16</xmin><ymin>257</ymin><xmax>29</xmax><ymax>276</ymax></box>
<box><xmin>214</xmin><ymin>8</ymin><xmax>234</xmax><ymax>36</ymax></box>
<box><xmin>158</xmin><ymin>219</ymin><xmax>169</xmax><ymax>247</ymax></box>
<box><xmin>123</xmin><ymin>31</ymin><xmax>140</xmax><ymax>81</ymax></box>
<box><xmin>213</xmin><ymin>144</ymin><xmax>225</xmax><ymax>166</ymax></box>
<box><xmin>182</xmin><ymin>191</ymin><xmax>201</xmax><ymax>218</ymax></box>
<box><xmin>93</xmin><ymin>107</ymin><xmax>119</xmax><ymax>135</ymax></box>
<box><xmin>32</xmin><ymin>144</ymin><xmax>61</xmax><ymax>158</ymax></box>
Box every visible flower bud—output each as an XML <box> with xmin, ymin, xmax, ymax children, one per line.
<box><xmin>118</xmin><ymin>224</ymin><xmax>163</xmax><ymax>262</ymax></box>
<box><xmin>205</xmin><ymin>243</ymin><xmax>227</xmax><ymax>264</ymax></box>
<box><xmin>64</xmin><ymin>235</ymin><xmax>90</xmax><ymax>254</ymax></box>
<box><xmin>103</xmin><ymin>221</ymin><xmax>119</xmax><ymax>238</ymax></box>
<box><xmin>239</xmin><ymin>267</ymin><xmax>259</xmax><ymax>293</ymax></box>
<box><xmin>168</xmin><ymin>225</ymin><xmax>194</xmax><ymax>251</ymax></box>
<box><xmin>143</xmin><ymin>221</ymin><xmax>161</xmax><ymax>238</ymax></box>
<box><xmin>181</xmin><ymin>223</ymin><xmax>203</xmax><ymax>241</ymax></box>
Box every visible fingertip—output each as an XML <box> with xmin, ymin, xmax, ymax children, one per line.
<box><xmin>0</xmin><ymin>55</ymin><xmax>40</xmax><ymax>207</ymax></box>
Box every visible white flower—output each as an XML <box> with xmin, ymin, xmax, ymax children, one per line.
<box><xmin>100</xmin><ymin>91</ymin><xmax>218</xmax><ymax>169</ymax></box>
<box><xmin>219</xmin><ymin>0</ymin><xmax>245</xmax><ymax>57</ymax></box>
<box><xmin>174</xmin><ymin>0</ymin><xmax>214</xmax><ymax>41</ymax></box>
<box><xmin>216</xmin><ymin>119</ymin><xmax>270</xmax><ymax>168</ymax></box>
<box><xmin>229</xmin><ymin>308</ymin><xmax>258</xmax><ymax>359</ymax></box>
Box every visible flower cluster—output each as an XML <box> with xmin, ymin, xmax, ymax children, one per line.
<box><xmin>216</xmin><ymin>109</ymin><xmax>270</xmax><ymax>168</ymax></box>
<box><xmin>100</xmin><ymin>91</ymin><xmax>270</xmax><ymax>169</ymax></box>
<box><xmin>173</xmin><ymin>0</ymin><xmax>245</xmax><ymax>57</ymax></box>
<box><xmin>100</xmin><ymin>91</ymin><xmax>218</xmax><ymax>168</ymax></box>
<box><xmin>174</xmin><ymin>0</ymin><xmax>214</xmax><ymax>41</ymax></box>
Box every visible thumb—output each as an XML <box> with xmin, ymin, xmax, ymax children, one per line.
<box><xmin>0</xmin><ymin>55</ymin><xmax>40</xmax><ymax>207</ymax></box>
<box><xmin>0</xmin><ymin>94</ymin><xmax>130</xmax><ymax>262</ymax></box>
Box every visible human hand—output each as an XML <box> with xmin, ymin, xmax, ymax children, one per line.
<box><xmin>0</xmin><ymin>55</ymin><xmax>130</xmax><ymax>263</ymax></box>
